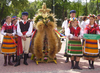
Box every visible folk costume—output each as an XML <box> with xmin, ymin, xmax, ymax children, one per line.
<box><xmin>15</xmin><ymin>12</ymin><xmax>33</xmax><ymax>66</ymax></box>
<box><xmin>83</xmin><ymin>14</ymin><xmax>100</xmax><ymax>69</ymax></box>
<box><xmin>65</xmin><ymin>18</ymin><xmax>83</xmax><ymax>70</ymax></box>
<box><xmin>11</xmin><ymin>16</ymin><xmax>18</xmax><ymax>62</ymax></box>
<box><xmin>64</xmin><ymin>10</ymin><xmax>82</xmax><ymax>63</ymax></box>
<box><xmin>1</xmin><ymin>22</ymin><xmax>16</xmax><ymax>66</ymax></box>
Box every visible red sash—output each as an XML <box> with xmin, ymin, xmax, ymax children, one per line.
<box><xmin>17</xmin><ymin>31</ymin><xmax>27</xmax><ymax>56</ymax></box>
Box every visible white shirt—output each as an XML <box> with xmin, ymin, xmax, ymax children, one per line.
<box><xmin>62</xmin><ymin>20</ymin><xmax>68</xmax><ymax>28</ymax></box>
<box><xmin>98</xmin><ymin>20</ymin><xmax>100</xmax><ymax>26</ymax></box>
<box><xmin>1</xmin><ymin>22</ymin><xmax>16</xmax><ymax>36</ymax></box>
<box><xmin>17</xmin><ymin>20</ymin><xmax>33</xmax><ymax>36</ymax></box>
<box><xmin>81</xmin><ymin>21</ymin><xmax>88</xmax><ymax>31</ymax></box>
<box><xmin>65</xmin><ymin>27</ymin><xmax>83</xmax><ymax>38</ymax></box>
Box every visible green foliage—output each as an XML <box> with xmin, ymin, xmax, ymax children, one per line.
<box><xmin>35</xmin><ymin>15</ymin><xmax>43</xmax><ymax>23</ymax></box>
<box><xmin>0</xmin><ymin>0</ymin><xmax>28</xmax><ymax>20</ymax></box>
<box><xmin>0</xmin><ymin>0</ymin><xmax>100</xmax><ymax>27</ymax></box>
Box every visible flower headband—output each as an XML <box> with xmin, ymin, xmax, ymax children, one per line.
<box><xmin>69</xmin><ymin>18</ymin><xmax>78</xmax><ymax>23</ymax></box>
<box><xmin>88</xmin><ymin>14</ymin><xmax>96</xmax><ymax>18</ymax></box>
<box><xmin>70</xmin><ymin>18</ymin><xmax>77</xmax><ymax>21</ymax></box>
<box><xmin>12</xmin><ymin>16</ymin><xmax>17</xmax><ymax>20</ymax></box>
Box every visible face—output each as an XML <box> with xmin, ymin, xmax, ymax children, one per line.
<box><xmin>97</xmin><ymin>16</ymin><xmax>100</xmax><ymax>20</ymax></box>
<box><xmin>70</xmin><ymin>13</ymin><xmax>76</xmax><ymax>18</ymax></box>
<box><xmin>22</xmin><ymin>15</ymin><xmax>28</xmax><ymax>20</ymax></box>
<box><xmin>13</xmin><ymin>19</ymin><xmax>17</xmax><ymax>25</ymax></box>
<box><xmin>89</xmin><ymin>17</ymin><xmax>94</xmax><ymax>24</ymax></box>
<box><xmin>6</xmin><ymin>17</ymin><xmax>11</xmax><ymax>23</ymax></box>
<box><xmin>72</xmin><ymin>21</ymin><xmax>78</xmax><ymax>27</ymax></box>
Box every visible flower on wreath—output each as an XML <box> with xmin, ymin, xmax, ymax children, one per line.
<box><xmin>88</xmin><ymin>14</ymin><xmax>96</xmax><ymax>18</ymax></box>
<box><xmin>34</xmin><ymin>13</ymin><xmax>56</xmax><ymax>25</ymax></box>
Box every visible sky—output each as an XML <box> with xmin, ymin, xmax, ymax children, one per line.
<box><xmin>28</xmin><ymin>0</ymin><xmax>90</xmax><ymax>2</ymax></box>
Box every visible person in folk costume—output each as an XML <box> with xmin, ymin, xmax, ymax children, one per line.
<box><xmin>81</xmin><ymin>16</ymin><xmax>88</xmax><ymax>45</ymax></box>
<box><xmin>97</xmin><ymin>14</ymin><xmax>100</xmax><ymax>58</ymax></box>
<box><xmin>83</xmin><ymin>14</ymin><xmax>100</xmax><ymax>69</ymax></box>
<box><xmin>15</xmin><ymin>12</ymin><xmax>33</xmax><ymax>66</ymax></box>
<box><xmin>1</xmin><ymin>16</ymin><xmax>16</xmax><ymax>66</ymax></box>
<box><xmin>65</xmin><ymin>18</ymin><xmax>83</xmax><ymax>70</ymax></box>
<box><xmin>81</xmin><ymin>16</ymin><xmax>88</xmax><ymax>31</ymax></box>
<box><xmin>11</xmin><ymin>16</ymin><xmax>18</xmax><ymax>62</ymax></box>
<box><xmin>61</xmin><ymin>17</ymin><xmax>68</xmax><ymax>34</ymax></box>
<box><xmin>64</xmin><ymin>10</ymin><xmax>81</xmax><ymax>63</ymax></box>
<box><xmin>97</xmin><ymin>14</ymin><xmax>100</xmax><ymax>25</ymax></box>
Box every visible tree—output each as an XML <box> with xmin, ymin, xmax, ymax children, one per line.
<box><xmin>0</xmin><ymin>0</ymin><xmax>28</xmax><ymax>23</ymax></box>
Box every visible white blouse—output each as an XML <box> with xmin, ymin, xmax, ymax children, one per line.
<box><xmin>65</xmin><ymin>27</ymin><xmax>83</xmax><ymax>38</ymax></box>
<box><xmin>1</xmin><ymin>23</ymin><xmax>16</xmax><ymax>36</ymax></box>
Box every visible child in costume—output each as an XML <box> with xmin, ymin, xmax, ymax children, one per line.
<box><xmin>11</xmin><ymin>16</ymin><xmax>18</xmax><ymax>62</ymax></box>
<box><xmin>15</xmin><ymin>12</ymin><xmax>33</xmax><ymax>66</ymax></box>
<box><xmin>83</xmin><ymin>14</ymin><xmax>100</xmax><ymax>69</ymax></box>
<box><xmin>65</xmin><ymin>18</ymin><xmax>83</xmax><ymax>70</ymax></box>
<box><xmin>1</xmin><ymin>16</ymin><xmax>16</xmax><ymax>66</ymax></box>
<box><xmin>64</xmin><ymin>10</ymin><xmax>81</xmax><ymax>63</ymax></box>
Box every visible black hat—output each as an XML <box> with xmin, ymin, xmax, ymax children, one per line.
<box><xmin>70</xmin><ymin>10</ymin><xmax>76</xmax><ymax>14</ymax></box>
<box><xmin>22</xmin><ymin>12</ymin><xmax>28</xmax><ymax>16</ymax></box>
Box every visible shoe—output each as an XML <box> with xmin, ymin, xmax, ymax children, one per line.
<box><xmin>14</xmin><ymin>59</ymin><xmax>20</xmax><ymax>67</ymax></box>
<box><xmin>3</xmin><ymin>56</ymin><xmax>7</xmax><ymax>66</ymax></box>
<box><xmin>23</xmin><ymin>54</ymin><xmax>28</xmax><ymax>65</ymax></box>
<box><xmin>71</xmin><ymin>60</ymin><xmax>74</xmax><ymax>69</ymax></box>
<box><xmin>65</xmin><ymin>57</ymin><xmax>69</xmax><ymax>63</ymax></box>
<box><xmin>74</xmin><ymin>61</ymin><xmax>82</xmax><ymax>70</ymax></box>
<box><xmin>8</xmin><ymin>56</ymin><xmax>13</xmax><ymax>65</ymax></box>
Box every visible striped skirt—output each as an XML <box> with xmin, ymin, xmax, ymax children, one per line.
<box><xmin>83</xmin><ymin>39</ymin><xmax>99</xmax><ymax>59</ymax></box>
<box><xmin>1</xmin><ymin>36</ymin><xmax>16</xmax><ymax>54</ymax></box>
<box><xmin>67</xmin><ymin>39</ymin><xmax>83</xmax><ymax>56</ymax></box>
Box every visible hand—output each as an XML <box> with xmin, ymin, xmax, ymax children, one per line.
<box><xmin>68</xmin><ymin>35</ymin><xmax>70</xmax><ymax>38</ymax></box>
<box><xmin>73</xmin><ymin>36</ymin><xmax>78</xmax><ymax>39</ymax></box>
<box><xmin>62</xmin><ymin>29</ymin><xmax>65</xmax><ymax>33</ymax></box>
<box><xmin>6</xmin><ymin>33</ymin><xmax>13</xmax><ymax>36</ymax></box>
<box><xmin>21</xmin><ymin>36</ymin><xmax>26</xmax><ymax>41</ymax></box>
<box><xmin>78</xmin><ymin>37</ymin><xmax>81</xmax><ymax>40</ymax></box>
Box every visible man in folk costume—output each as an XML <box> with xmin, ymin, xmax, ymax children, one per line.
<box><xmin>64</xmin><ymin>10</ymin><xmax>81</xmax><ymax>63</ymax></box>
<box><xmin>15</xmin><ymin>12</ymin><xmax>33</xmax><ymax>66</ymax></box>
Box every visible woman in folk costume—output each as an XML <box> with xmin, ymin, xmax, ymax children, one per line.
<box><xmin>11</xmin><ymin>16</ymin><xmax>18</xmax><ymax>62</ymax></box>
<box><xmin>1</xmin><ymin>16</ymin><xmax>16</xmax><ymax>66</ymax></box>
<box><xmin>83</xmin><ymin>14</ymin><xmax>100</xmax><ymax>69</ymax></box>
<box><xmin>65</xmin><ymin>18</ymin><xmax>83</xmax><ymax>70</ymax></box>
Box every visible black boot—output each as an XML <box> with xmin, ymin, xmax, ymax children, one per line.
<box><xmin>65</xmin><ymin>57</ymin><xmax>69</xmax><ymax>63</ymax></box>
<box><xmin>74</xmin><ymin>56</ymin><xmax>76</xmax><ymax>61</ymax></box>
<box><xmin>14</xmin><ymin>59</ymin><xmax>20</xmax><ymax>67</ymax></box>
<box><xmin>14</xmin><ymin>54</ymin><xmax>17</xmax><ymax>62</ymax></box>
<box><xmin>71</xmin><ymin>60</ymin><xmax>74</xmax><ymax>69</ymax></box>
<box><xmin>12</xmin><ymin>55</ymin><xmax>15</xmax><ymax>62</ymax></box>
<box><xmin>74</xmin><ymin>61</ymin><xmax>82</xmax><ymax>70</ymax></box>
<box><xmin>88</xmin><ymin>60</ymin><xmax>92</xmax><ymax>69</ymax></box>
<box><xmin>27</xmin><ymin>54</ymin><xmax>30</xmax><ymax>58</ymax></box>
<box><xmin>23</xmin><ymin>54</ymin><xmax>28</xmax><ymax>65</ymax></box>
<box><xmin>3</xmin><ymin>56</ymin><xmax>7</xmax><ymax>66</ymax></box>
<box><xmin>91</xmin><ymin>61</ymin><xmax>95</xmax><ymax>69</ymax></box>
<box><xmin>8</xmin><ymin>56</ymin><xmax>13</xmax><ymax>66</ymax></box>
